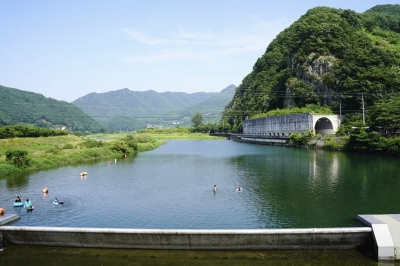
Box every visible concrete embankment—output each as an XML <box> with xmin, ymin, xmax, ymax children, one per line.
<box><xmin>0</xmin><ymin>226</ymin><xmax>371</xmax><ymax>250</ymax></box>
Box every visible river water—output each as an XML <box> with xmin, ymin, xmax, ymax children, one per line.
<box><xmin>3</xmin><ymin>139</ymin><xmax>400</xmax><ymax>264</ymax></box>
<box><xmin>1</xmin><ymin>140</ymin><xmax>400</xmax><ymax>229</ymax></box>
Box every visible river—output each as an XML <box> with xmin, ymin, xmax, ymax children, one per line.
<box><xmin>1</xmin><ymin>140</ymin><xmax>400</xmax><ymax>264</ymax></box>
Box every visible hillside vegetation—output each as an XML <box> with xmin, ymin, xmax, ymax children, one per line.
<box><xmin>72</xmin><ymin>85</ymin><xmax>235</xmax><ymax>131</ymax></box>
<box><xmin>0</xmin><ymin>85</ymin><xmax>106</xmax><ymax>133</ymax></box>
<box><xmin>161</xmin><ymin>84</ymin><xmax>237</xmax><ymax>125</ymax></box>
<box><xmin>222</xmin><ymin>5</ymin><xmax>400</xmax><ymax>131</ymax></box>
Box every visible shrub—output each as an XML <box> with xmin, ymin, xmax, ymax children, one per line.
<box><xmin>45</xmin><ymin>147</ymin><xmax>62</xmax><ymax>155</ymax></box>
<box><xmin>62</xmin><ymin>143</ymin><xmax>74</xmax><ymax>149</ymax></box>
<box><xmin>289</xmin><ymin>131</ymin><xmax>313</xmax><ymax>146</ymax></box>
<box><xmin>79</xmin><ymin>139</ymin><xmax>104</xmax><ymax>149</ymax></box>
<box><xmin>5</xmin><ymin>149</ymin><xmax>30</xmax><ymax>168</ymax></box>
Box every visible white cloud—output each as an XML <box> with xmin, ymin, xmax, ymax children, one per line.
<box><xmin>121</xmin><ymin>17</ymin><xmax>290</xmax><ymax>63</ymax></box>
<box><xmin>123</xmin><ymin>28</ymin><xmax>169</xmax><ymax>45</ymax></box>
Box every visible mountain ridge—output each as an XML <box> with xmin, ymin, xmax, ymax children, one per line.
<box><xmin>72</xmin><ymin>85</ymin><xmax>236</xmax><ymax>131</ymax></box>
<box><xmin>0</xmin><ymin>85</ymin><xmax>106</xmax><ymax>133</ymax></box>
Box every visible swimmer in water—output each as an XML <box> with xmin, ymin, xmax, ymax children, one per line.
<box><xmin>24</xmin><ymin>199</ymin><xmax>33</xmax><ymax>211</ymax></box>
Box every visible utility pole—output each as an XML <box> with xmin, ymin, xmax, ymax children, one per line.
<box><xmin>362</xmin><ymin>93</ymin><xmax>365</xmax><ymax>125</ymax></box>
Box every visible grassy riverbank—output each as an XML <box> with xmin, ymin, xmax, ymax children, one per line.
<box><xmin>0</xmin><ymin>134</ymin><xmax>165</xmax><ymax>178</ymax></box>
<box><xmin>86</xmin><ymin>128</ymin><xmax>224</xmax><ymax>141</ymax></box>
<box><xmin>0</xmin><ymin>128</ymin><xmax>225</xmax><ymax>178</ymax></box>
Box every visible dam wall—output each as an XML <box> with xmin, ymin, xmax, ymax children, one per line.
<box><xmin>243</xmin><ymin>113</ymin><xmax>341</xmax><ymax>136</ymax></box>
<box><xmin>0</xmin><ymin>226</ymin><xmax>371</xmax><ymax>250</ymax></box>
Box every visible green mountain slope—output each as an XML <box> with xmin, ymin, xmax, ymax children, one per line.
<box><xmin>72</xmin><ymin>89</ymin><xmax>218</xmax><ymax>131</ymax></box>
<box><xmin>222</xmin><ymin>5</ymin><xmax>400</xmax><ymax>131</ymax></box>
<box><xmin>363</xmin><ymin>4</ymin><xmax>400</xmax><ymax>32</ymax></box>
<box><xmin>160</xmin><ymin>84</ymin><xmax>236</xmax><ymax>126</ymax></box>
<box><xmin>0</xmin><ymin>85</ymin><xmax>106</xmax><ymax>133</ymax></box>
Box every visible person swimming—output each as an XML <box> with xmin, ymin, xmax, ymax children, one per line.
<box><xmin>213</xmin><ymin>185</ymin><xmax>217</xmax><ymax>193</ymax></box>
<box><xmin>24</xmin><ymin>199</ymin><xmax>33</xmax><ymax>211</ymax></box>
<box><xmin>53</xmin><ymin>198</ymin><xmax>64</xmax><ymax>205</ymax></box>
<box><xmin>236</xmin><ymin>187</ymin><xmax>242</xmax><ymax>192</ymax></box>
<box><xmin>15</xmin><ymin>196</ymin><xmax>21</xmax><ymax>203</ymax></box>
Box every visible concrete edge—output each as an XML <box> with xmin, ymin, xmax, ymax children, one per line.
<box><xmin>371</xmin><ymin>224</ymin><xmax>395</xmax><ymax>261</ymax></box>
<box><xmin>357</xmin><ymin>215</ymin><xmax>386</xmax><ymax>226</ymax></box>
<box><xmin>389</xmin><ymin>214</ymin><xmax>400</xmax><ymax>223</ymax></box>
<box><xmin>0</xmin><ymin>214</ymin><xmax>20</xmax><ymax>226</ymax></box>
<box><xmin>0</xmin><ymin>226</ymin><xmax>372</xmax><ymax>234</ymax></box>
<box><xmin>357</xmin><ymin>215</ymin><xmax>395</xmax><ymax>261</ymax></box>
<box><xmin>0</xmin><ymin>226</ymin><xmax>372</xmax><ymax>251</ymax></box>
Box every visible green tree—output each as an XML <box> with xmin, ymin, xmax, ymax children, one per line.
<box><xmin>191</xmin><ymin>112</ymin><xmax>203</xmax><ymax>128</ymax></box>
<box><xmin>5</xmin><ymin>149</ymin><xmax>30</xmax><ymax>168</ymax></box>
<box><xmin>369</xmin><ymin>96</ymin><xmax>400</xmax><ymax>135</ymax></box>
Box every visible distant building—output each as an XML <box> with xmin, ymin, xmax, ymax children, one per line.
<box><xmin>242</xmin><ymin>113</ymin><xmax>341</xmax><ymax>136</ymax></box>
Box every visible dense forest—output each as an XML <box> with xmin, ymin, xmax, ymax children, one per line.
<box><xmin>222</xmin><ymin>4</ymin><xmax>400</xmax><ymax>132</ymax></box>
<box><xmin>0</xmin><ymin>85</ymin><xmax>106</xmax><ymax>133</ymax></box>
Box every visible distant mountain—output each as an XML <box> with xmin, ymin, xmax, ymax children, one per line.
<box><xmin>0</xmin><ymin>85</ymin><xmax>106</xmax><ymax>133</ymax></box>
<box><xmin>72</xmin><ymin>86</ymin><xmax>235</xmax><ymax>131</ymax></box>
<box><xmin>160</xmin><ymin>84</ymin><xmax>237</xmax><ymax>126</ymax></box>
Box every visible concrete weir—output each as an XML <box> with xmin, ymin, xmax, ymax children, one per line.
<box><xmin>358</xmin><ymin>214</ymin><xmax>400</xmax><ymax>260</ymax></box>
<box><xmin>0</xmin><ymin>214</ymin><xmax>20</xmax><ymax>226</ymax></box>
<box><xmin>0</xmin><ymin>226</ymin><xmax>370</xmax><ymax>251</ymax></box>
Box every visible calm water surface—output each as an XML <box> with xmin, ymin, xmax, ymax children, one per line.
<box><xmin>1</xmin><ymin>140</ymin><xmax>399</xmax><ymax>229</ymax></box>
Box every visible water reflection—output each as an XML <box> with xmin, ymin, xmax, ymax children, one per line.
<box><xmin>229</xmin><ymin>145</ymin><xmax>400</xmax><ymax>228</ymax></box>
<box><xmin>4</xmin><ymin>172</ymin><xmax>29</xmax><ymax>187</ymax></box>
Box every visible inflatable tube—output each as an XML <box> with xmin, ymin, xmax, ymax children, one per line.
<box><xmin>53</xmin><ymin>201</ymin><xmax>64</xmax><ymax>205</ymax></box>
<box><xmin>13</xmin><ymin>201</ymin><xmax>23</xmax><ymax>207</ymax></box>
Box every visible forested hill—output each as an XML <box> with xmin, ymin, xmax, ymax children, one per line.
<box><xmin>72</xmin><ymin>88</ymin><xmax>225</xmax><ymax>131</ymax></box>
<box><xmin>160</xmin><ymin>84</ymin><xmax>237</xmax><ymax>125</ymax></box>
<box><xmin>222</xmin><ymin>4</ymin><xmax>400</xmax><ymax>131</ymax></box>
<box><xmin>0</xmin><ymin>85</ymin><xmax>106</xmax><ymax>133</ymax></box>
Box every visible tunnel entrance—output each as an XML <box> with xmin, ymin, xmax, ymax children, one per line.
<box><xmin>315</xmin><ymin>117</ymin><xmax>334</xmax><ymax>135</ymax></box>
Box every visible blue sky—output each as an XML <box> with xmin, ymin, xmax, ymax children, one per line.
<box><xmin>1</xmin><ymin>0</ymin><xmax>398</xmax><ymax>102</ymax></box>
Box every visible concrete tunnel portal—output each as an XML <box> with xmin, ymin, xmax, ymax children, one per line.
<box><xmin>314</xmin><ymin>117</ymin><xmax>334</xmax><ymax>135</ymax></box>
